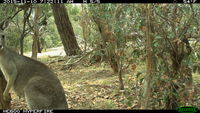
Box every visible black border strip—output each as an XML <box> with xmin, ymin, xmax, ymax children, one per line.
<box><xmin>1</xmin><ymin>0</ymin><xmax>200</xmax><ymax>3</ymax></box>
<box><xmin>1</xmin><ymin>110</ymin><xmax>179</xmax><ymax>113</ymax></box>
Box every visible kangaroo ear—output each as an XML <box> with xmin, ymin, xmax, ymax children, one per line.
<box><xmin>0</xmin><ymin>20</ymin><xmax>9</xmax><ymax>31</ymax></box>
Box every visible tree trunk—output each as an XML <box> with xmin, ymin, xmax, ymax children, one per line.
<box><xmin>92</xmin><ymin>17</ymin><xmax>119</xmax><ymax>74</ymax></box>
<box><xmin>0</xmin><ymin>71</ymin><xmax>11</xmax><ymax>109</ymax></box>
<box><xmin>31</xmin><ymin>6</ymin><xmax>41</xmax><ymax>60</ymax></box>
<box><xmin>81</xmin><ymin>5</ymin><xmax>87</xmax><ymax>53</ymax></box>
<box><xmin>118</xmin><ymin>60</ymin><xmax>124</xmax><ymax>90</ymax></box>
<box><xmin>165</xmin><ymin>64</ymin><xmax>179</xmax><ymax>109</ymax></box>
<box><xmin>20</xmin><ymin>11</ymin><xmax>27</xmax><ymax>55</ymax></box>
<box><xmin>51</xmin><ymin>4</ymin><xmax>81</xmax><ymax>56</ymax></box>
<box><xmin>141</xmin><ymin>4</ymin><xmax>157</xmax><ymax>109</ymax></box>
<box><xmin>92</xmin><ymin>15</ymin><xmax>124</xmax><ymax>90</ymax></box>
<box><xmin>165</xmin><ymin>39</ymin><xmax>192</xmax><ymax>109</ymax></box>
<box><xmin>20</xmin><ymin>6</ymin><xmax>32</xmax><ymax>55</ymax></box>
<box><xmin>20</xmin><ymin>37</ymin><xmax>24</xmax><ymax>55</ymax></box>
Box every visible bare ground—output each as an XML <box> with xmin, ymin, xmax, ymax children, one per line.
<box><xmin>10</xmin><ymin>47</ymin><xmax>200</xmax><ymax>109</ymax></box>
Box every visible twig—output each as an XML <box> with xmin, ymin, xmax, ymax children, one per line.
<box><xmin>178</xmin><ymin>5</ymin><xmax>196</xmax><ymax>39</ymax></box>
<box><xmin>64</xmin><ymin>48</ymin><xmax>99</xmax><ymax>66</ymax></box>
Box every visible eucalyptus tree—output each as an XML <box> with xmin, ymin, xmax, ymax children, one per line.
<box><xmin>146</xmin><ymin>4</ymin><xmax>199</xmax><ymax>109</ymax></box>
<box><xmin>88</xmin><ymin>4</ymin><xmax>141</xmax><ymax>90</ymax></box>
<box><xmin>51</xmin><ymin>4</ymin><xmax>81</xmax><ymax>56</ymax></box>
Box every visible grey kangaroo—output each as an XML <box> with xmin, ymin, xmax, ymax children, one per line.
<box><xmin>0</xmin><ymin>22</ymin><xmax>68</xmax><ymax>109</ymax></box>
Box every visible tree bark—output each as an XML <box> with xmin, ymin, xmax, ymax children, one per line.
<box><xmin>141</xmin><ymin>4</ymin><xmax>157</xmax><ymax>109</ymax></box>
<box><xmin>20</xmin><ymin>37</ymin><xmax>24</xmax><ymax>55</ymax></box>
<box><xmin>51</xmin><ymin>4</ymin><xmax>81</xmax><ymax>56</ymax></box>
<box><xmin>0</xmin><ymin>71</ymin><xmax>11</xmax><ymax>109</ymax></box>
<box><xmin>31</xmin><ymin>6</ymin><xmax>41</xmax><ymax>60</ymax></box>
<box><xmin>20</xmin><ymin>8</ymin><xmax>31</xmax><ymax>55</ymax></box>
<box><xmin>118</xmin><ymin>61</ymin><xmax>124</xmax><ymax>90</ymax></box>
<box><xmin>92</xmin><ymin>15</ymin><xmax>124</xmax><ymax>90</ymax></box>
<box><xmin>81</xmin><ymin>5</ymin><xmax>88</xmax><ymax>53</ymax></box>
<box><xmin>92</xmin><ymin>17</ymin><xmax>119</xmax><ymax>74</ymax></box>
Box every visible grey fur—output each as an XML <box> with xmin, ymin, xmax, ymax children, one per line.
<box><xmin>0</xmin><ymin>33</ymin><xmax>68</xmax><ymax>109</ymax></box>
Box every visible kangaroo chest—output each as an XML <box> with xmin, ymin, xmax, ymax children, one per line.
<box><xmin>0</xmin><ymin>63</ymin><xmax>9</xmax><ymax>81</ymax></box>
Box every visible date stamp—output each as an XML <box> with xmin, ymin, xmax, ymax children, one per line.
<box><xmin>3</xmin><ymin>0</ymin><xmax>64</xmax><ymax>3</ymax></box>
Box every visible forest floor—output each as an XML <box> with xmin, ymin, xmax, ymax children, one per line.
<box><xmin>11</xmin><ymin>47</ymin><xmax>200</xmax><ymax>109</ymax></box>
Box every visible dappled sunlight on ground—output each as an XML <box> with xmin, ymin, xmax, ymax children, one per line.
<box><xmin>10</xmin><ymin>49</ymin><xmax>200</xmax><ymax>109</ymax></box>
<box><xmin>11</xmin><ymin>62</ymin><xmax>200</xmax><ymax>109</ymax></box>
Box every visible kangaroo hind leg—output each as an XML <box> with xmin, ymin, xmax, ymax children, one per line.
<box><xmin>24</xmin><ymin>78</ymin><xmax>53</xmax><ymax>109</ymax></box>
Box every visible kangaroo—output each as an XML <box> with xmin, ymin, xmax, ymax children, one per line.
<box><xmin>0</xmin><ymin>28</ymin><xmax>68</xmax><ymax>109</ymax></box>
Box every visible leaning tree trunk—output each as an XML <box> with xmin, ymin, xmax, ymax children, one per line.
<box><xmin>92</xmin><ymin>16</ymin><xmax>124</xmax><ymax>90</ymax></box>
<box><xmin>51</xmin><ymin>4</ymin><xmax>81</xmax><ymax>56</ymax></box>
<box><xmin>0</xmin><ymin>71</ymin><xmax>11</xmax><ymax>109</ymax></box>
<box><xmin>31</xmin><ymin>6</ymin><xmax>41</xmax><ymax>60</ymax></box>
<box><xmin>92</xmin><ymin>16</ymin><xmax>119</xmax><ymax>74</ymax></box>
<box><xmin>20</xmin><ymin>6</ymin><xmax>32</xmax><ymax>55</ymax></box>
<box><xmin>141</xmin><ymin>4</ymin><xmax>157</xmax><ymax>109</ymax></box>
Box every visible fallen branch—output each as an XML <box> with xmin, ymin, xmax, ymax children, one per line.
<box><xmin>48</xmin><ymin>59</ymin><xmax>65</xmax><ymax>65</ymax></box>
<box><xmin>64</xmin><ymin>47</ymin><xmax>99</xmax><ymax>66</ymax></box>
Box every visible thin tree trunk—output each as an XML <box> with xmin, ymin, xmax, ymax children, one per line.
<box><xmin>81</xmin><ymin>5</ymin><xmax>87</xmax><ymax>53</ymax></box>
<box><xmin>20</xmin><ymin>6</ymin><xmax>32</xmax><ymax>55</ymax></box>
<box><xmin>20</xmin><ymin>11</ymin><xmax>27</xmax><ymax>55</ymax></box>
<box><xmin>31</xmin><ymin>6</ymin><xmax>41</xmax><ymax>60</ymax></box>
<box><xmin>118</xmin><ymin>59</ymin><xmax>124</xmax><ymax>90</ymax></box>
<box><xmin>51</xmin><ymin>4</ymin><xmax>81</xmax><ymax>56</ymax></box>
<box><xmin>92</xmin><ymin>17</ymin><xmax>119</xmax><ymax>73</ymax></box>
<box><xmin>92</xmin><ymin>16</ymin><xmax>124</xmax><ymax>90</ymax></box>
<box><xmin>20</xmin><ymin>38</ymin><xmax>24</xmax><ymax>55</ymax></box>
<box><xmin>81</xmin><ymin>20</ymin><xmax>87</xmax><ymax>53</ymax></box>
<box><xmin>141</xmin><ymin>4</ymin><xmax>157</xmax><ymax>109</ymax></box>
